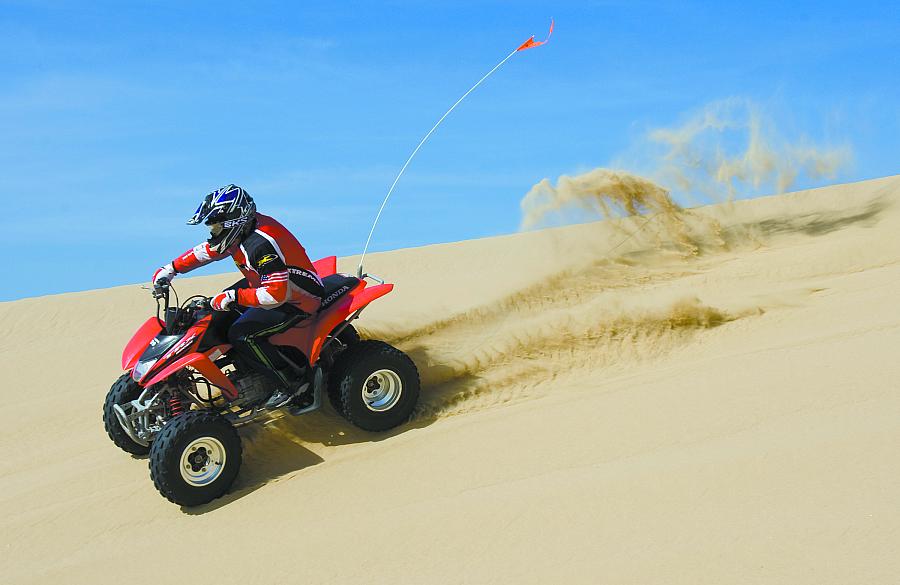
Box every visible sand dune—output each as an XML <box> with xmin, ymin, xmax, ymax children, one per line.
<box><xmin>2</xmin><ymin>176</ymin><xmax>899</xmax><ymax>584</ymax></box>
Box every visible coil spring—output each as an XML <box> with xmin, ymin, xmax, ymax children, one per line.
<box><xmin>168</xmin><ymin>394</ymin><xmax>186</xmax><ymax>417</ymax></box>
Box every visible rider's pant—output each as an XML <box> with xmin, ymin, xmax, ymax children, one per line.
<box><xmin>222</xmin><ymin>279</ymin><xmax>316</xmax><ymax>387</ymax></box>
<box><xmin>227</xmin><ymin>304</ymin><xmax>310</xmax><ymax>387</ymax></box>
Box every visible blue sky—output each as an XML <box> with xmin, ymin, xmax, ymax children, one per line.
<box><xmin>2</xmin><ymin>1</ymin><xmax>898</xmax><ymax>301</ymax></box>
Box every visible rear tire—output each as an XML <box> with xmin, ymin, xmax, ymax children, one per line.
<box><xmin>335</xmin><ymin>341</ymin><xmax>419</xmax><ymax>432</ymax></box>
<box><xmin>149</xmin><ymin>411</ymin><xmax>242</xmax><ymax>507</ymax></box>
<box><xmin>326</xmin><ymin>324</ymin><xmax>362</xmax><ymax>414</ymax></box>
<box><xmin>336</xmin><ymin>324</ymin><xmax>361</xmax><ymax>346</ymax></box>
<box><xmin>103</xmin><ymin>373</ymin><xmax>149</xmax><ymax>456</ymax></box>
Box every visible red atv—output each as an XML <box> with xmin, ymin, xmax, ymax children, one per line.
<box><xmin>102</xmin><ymin>257</ymin><xmax>420</xmax><ymax>506</ymax></box>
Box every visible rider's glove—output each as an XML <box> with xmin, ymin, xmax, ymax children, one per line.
<box><xmin>211</xmin><ymin>290</ymin><xmax>236</xmax><ymax>311</ymax></box>
<box><xmin>152</xmin><ymin>263</ymin><xmax>177</xmax><ymax>286</ymax></box>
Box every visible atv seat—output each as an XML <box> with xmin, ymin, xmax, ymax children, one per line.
<box><xmin>319</xmin><ymin>274</ymin><xmax>360</xmax><ymax>312</ymax></box>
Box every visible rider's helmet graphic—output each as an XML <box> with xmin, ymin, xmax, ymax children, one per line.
<box><xmin>188</xmin><ymin>184</ymin><xmax>257</xmax><ymax>253</ymax></box>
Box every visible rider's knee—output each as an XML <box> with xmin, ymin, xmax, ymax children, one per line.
<box><xmin>227</xmin><ymin>327</ymin><xmax>247</xmax><ymax>345</ymax></box>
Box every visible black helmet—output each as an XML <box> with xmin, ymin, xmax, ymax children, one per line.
<box><xmin>188</xmin><ymin>185</ymin><xmax>256</xmax><ymax>253</ymax></box>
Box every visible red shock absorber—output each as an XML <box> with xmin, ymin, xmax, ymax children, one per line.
<box><xmin>168</xmin><ymin>393</ymin><xmax>186</xmax><ymax>417</ymax></box>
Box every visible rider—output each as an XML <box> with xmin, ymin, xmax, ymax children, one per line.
<box><xmin>152</xmin><ymin>185</ymin><xmax>324</xmax><ymax>409</ymax></box>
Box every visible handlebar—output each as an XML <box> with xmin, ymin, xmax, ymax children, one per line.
<box><xmin>149</xmin><ymin>283</ymin><xmax>234</xmax><ymax>332</ymax></box>
<box><xmin>152</xmin><ymin>279</ymin><xmax>170</xmax><ymax>299</ymax></box>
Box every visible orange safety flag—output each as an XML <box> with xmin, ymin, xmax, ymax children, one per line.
<box><xmin>516</xmin><ymin>19</ymin><xmax>554</xmax><ymax>52</ymax></box>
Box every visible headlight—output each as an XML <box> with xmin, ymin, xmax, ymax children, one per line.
<box><xmin>132</xmin><ymin>358</ymin><xmax>158</xmax><ymax>382</ymax></box>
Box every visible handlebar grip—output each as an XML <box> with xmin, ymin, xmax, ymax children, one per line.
<box><xmin>152</xmin><ymin>280</ymin><xmax>170</xmax><ymax>299</ymax></box>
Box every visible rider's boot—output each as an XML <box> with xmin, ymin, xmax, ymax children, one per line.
<box><xmin>263</xmin><ymin>366</ymin><xmax>308</xmax><ymax>409</ymax></box>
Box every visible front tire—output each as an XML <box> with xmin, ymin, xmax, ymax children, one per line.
<box><xmin>335</xmin><ymin>341</ymin><xmax>420</xmax><ymax>432</ymax></box>
<box><xmin>149</xmin><ymin>411</ymin><xmax>242</xmax><ymax>507</ymax></box>
<box><xmin>103</xmin><ymin>373</ymin><xmax>149</xmax><ymax>456</ymax></box>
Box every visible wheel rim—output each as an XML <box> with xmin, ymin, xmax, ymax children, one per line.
<box><xmin>179</xmin><ymin>437</ymin><xmax>227</xmax><ymax>487</ymax></box>
<box><xmin>362</xmin><ymin>369</ymin><xmax>403</xmax><ymax>412</ymax></box>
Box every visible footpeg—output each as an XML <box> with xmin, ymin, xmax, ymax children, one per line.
<box><xmin>287</xmin><ymin>366</ymin><xmax>323</xmax><ymax>416</ymax></box>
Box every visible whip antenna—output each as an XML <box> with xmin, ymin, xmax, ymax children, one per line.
<box><xmin>357</xmin><ymin>20</ymin><xmax>554</xmax><ymax>276</ymax></box>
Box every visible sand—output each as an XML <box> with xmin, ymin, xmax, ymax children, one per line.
<box><xmin>1</xmin><ymin>175</ymin><xmax>899</xmax><ymax>584</ymax></box>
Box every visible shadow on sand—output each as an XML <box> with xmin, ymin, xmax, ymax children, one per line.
<box><xmin>181</xmin><ymin>345</ymin><xmax>479</xmax><ymax>515</ymax></box>
<box><xmin>722</xmin><ymin>197</ymin><xmax>889</xmax><ymax>241</ymax></box>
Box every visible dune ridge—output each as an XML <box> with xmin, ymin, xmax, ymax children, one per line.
<box><xmin>1</xmin><ymin>175</ymin><xmax>899</xmax><ymax>584</ymax></box>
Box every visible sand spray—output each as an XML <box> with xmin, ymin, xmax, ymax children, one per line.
<box><xmin>520</xmin><ymin>99</ymin><xmax>852</xmax><ymax>254</ymax></box>
<box><xmin>378</xmin><ymin>101</ymin><xmax>852</xmax><ymax>418</ymax></box>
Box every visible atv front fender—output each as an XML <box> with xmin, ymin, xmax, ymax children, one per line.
<box><xmin>122</xmin><ymin>317</ymin><xmax>164</xmax><ymax>370</ymax></box>
<box><xmin>144</xmin><ymin>351</ymin><xmax>238</xmax><ymax>401</ymax></box>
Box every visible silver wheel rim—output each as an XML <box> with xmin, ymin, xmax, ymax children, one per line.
<box><xmin>362</xmin><ymin>369</ymin><xmax>403</xmax><ymax>412</ymax></box>
<box><xmin>179</xmin><ymin>437</ymin><xmax>227</xmax><ymax>487</ymax></box>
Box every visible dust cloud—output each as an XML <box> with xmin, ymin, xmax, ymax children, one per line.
<box><xmin>651</xmin><ymin>99</ymin><xmax>851</xmax><ymax>200</ymax></box>
<box><xmin>520</xmin><ymin>99</ymin><xmax>852</xmax><ymax>231</ymax></box>
<box><xmin>519</xmin><ymin>168</ymin><xmax>712</xmax><ymax>255</ymax></box>
<box><xmin>520</xmin><ymin>168</ymin><xmax>676</xmax><ymax>230</ymax></box>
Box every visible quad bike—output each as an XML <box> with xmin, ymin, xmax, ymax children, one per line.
<box><xmin>102</xmin><ymin>256</ymin><xmax>419</xmax><ymax>506</ymax></box>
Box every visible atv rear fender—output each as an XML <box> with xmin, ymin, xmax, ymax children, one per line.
<box><xmin>348</xmin><ymin>282</ymin><xmax>393</xmax><ymax>313</ymax></box>
<box><xmin>122</xmin><ymin>317</ymin><xmax>164</xmax><ymax>370</ymax></box>
<box><xmin>313</xmin><ymin>256</ymin><xmax>337</xmax><ymax>277</ymax></box>
<box><xmin>270</xmin><ymin>279</ymin><xmax>394</xmax><ymax>365</ymax></box>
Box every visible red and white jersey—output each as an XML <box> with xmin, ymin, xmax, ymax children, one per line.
<box><xmin>172</xmin><ymin>214</ymin><xmax>324</xmax><ymax>313</ymax></box>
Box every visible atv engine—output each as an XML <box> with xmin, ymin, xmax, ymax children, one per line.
<box><xmin>232</xmin><ymin>372</ymin><xmax>272</xmax><ymax>407</ymax></box>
